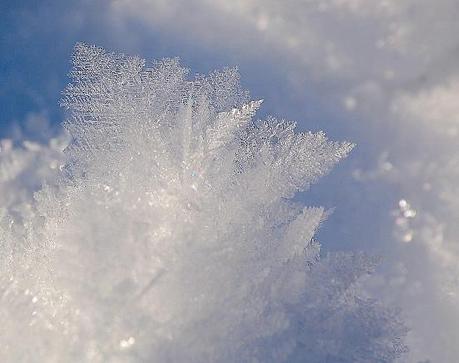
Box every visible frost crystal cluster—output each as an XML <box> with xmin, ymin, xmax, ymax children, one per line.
<box><xmin>0</xmin><ymin>44</ymin><xmax>406</xmax><ymax>362</ymax></box>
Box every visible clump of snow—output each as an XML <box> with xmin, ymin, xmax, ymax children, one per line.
<box><xmin>0</xmin><ymin>44</ymin><xmax>407</xmax><ymax>362</ymax></box>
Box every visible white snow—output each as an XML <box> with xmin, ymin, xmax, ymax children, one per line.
<box><xmin>0</xmin><ymin>44</ymin><xmax>407</xmax><ymax>362</ymax></box>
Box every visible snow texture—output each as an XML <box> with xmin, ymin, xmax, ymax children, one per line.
<box><xmin>106</xmin><ymin>2</ymin><xmax>459</xmax><ymax>361</ymax></box>
<box><xmin>0</xmin><ymin>44</ymin><xmax>407</xmax><ymax>362</ymax></box>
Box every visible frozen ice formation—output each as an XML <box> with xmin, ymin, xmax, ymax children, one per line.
<box><xmin>0</xmin><ymin>44</ymin><xmax>407</xmax><ymax>362</ymax></box>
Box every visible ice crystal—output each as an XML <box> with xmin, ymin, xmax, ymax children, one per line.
<box><xmin>0</xmin><ymin>44</ymin><xmax>406</xmax><ymax>362</ymax></box>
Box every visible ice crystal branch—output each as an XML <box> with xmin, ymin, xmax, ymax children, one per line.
<box><xmin>0</xmin><ymin>44</ymin><xmax>406</xmax><ymax>362</ymax></box>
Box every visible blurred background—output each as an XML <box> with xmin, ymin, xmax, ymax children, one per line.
<box><xmin>1</xmin><ymin>1</ymin><xmax>459</xmax><ymax>361</ymax></box>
